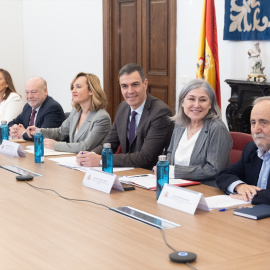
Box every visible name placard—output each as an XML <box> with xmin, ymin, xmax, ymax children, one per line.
<box><xmin>0</xmin><ymin>140</ymin><xmax>26</xmax><ymax>157</ymax></box>
<box><xmin>82</xmin><ymin>168</ymin><xmax>124</xmax><ymax>193</ymax></box>
<box><xmin>157</xmin><ymin>184</ymin><xmax>209</xmax><ymax>215</ymax></box>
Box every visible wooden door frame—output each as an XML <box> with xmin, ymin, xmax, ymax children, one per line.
<box><xmin>103</xmin><ymin>0</ymin><xmax>114</xmax><ymax>117</ymax></box>
<box><xmin>103</xmin><ymin>0</ymin><xmax>176</xmax><ymax>117</ymax></box>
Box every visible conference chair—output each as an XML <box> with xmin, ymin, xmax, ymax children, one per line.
<box><xmin>115</xmin><ymin>145</ymin><xmax>122</xmax><ymax>154</ymax></box>
<box><xmin>64</xmin><ymin>112</ymin><xmax>70</xmax><ymax>119</ymax></box>
<box><xmin>229</xmin><ymin>132</ymin><xmax>253</xmax><ymax>165</ymax></box>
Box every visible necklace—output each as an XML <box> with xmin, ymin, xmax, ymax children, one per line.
<box><xmin>188</xmin><ymin>125</ymin><xmax>202</xmax><ymax>136</ymax></box>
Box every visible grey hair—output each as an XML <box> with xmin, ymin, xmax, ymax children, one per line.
<box><xmin>30</xmin><ymin>77</ymin><xmax>47</xmax><ymax>91</ymax></box>
<box><xmin>118</xmin><ymin>63</ymin><xmax>146</xmax><ymax>82</ymax></box>
<box><xmin>253</xmin><ymin>96</ymin><xmax>270</xmax><ymax>106</ymax></box>
<box><xmin>172</xmin><ymin>78</ymin><xmax>221</xmax><ymax>126</ymax></box>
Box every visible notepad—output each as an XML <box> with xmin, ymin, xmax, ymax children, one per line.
<box><xmin>119</xmin><ymin>174</ymin><xmax>200</xmax><ymax>190</ymax></box>
<box><xmin>234</xmin><ymin>204</ymin><xmax>270</xmax><ymax>220</ymax></box>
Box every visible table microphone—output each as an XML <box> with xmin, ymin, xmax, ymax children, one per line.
<box><xmin>16</xmin><ymin>175</ymin><xmax>34</xmax><ymax>181</ymax></box>
<box><xmin>169</xmin><ymin>251</ymin><xmax>197</xmax><ymax>263</ymax></box>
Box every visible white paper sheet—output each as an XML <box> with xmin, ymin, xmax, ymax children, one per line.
<box><xmin>205</xmin><ymin>195</ymin><xmax>250</xmax><ymax>210</ymax></box>
<box><xmin>48</xmin><ymin>156</ymin><xmax>134</xmax><ymax>172</ymax></box>
<box><xmin>25</xmin><ymin>145</ymin><xmax>74</xmax><ymax>156</ymax></box>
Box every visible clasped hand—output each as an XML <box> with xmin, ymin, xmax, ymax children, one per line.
<box><xmin>230</xmin><ymin>183</ymin><xmax>262</xmax><ymax>202</ymax></box>
<box><xmin>9</xmin><ymin>124</ymin><xmax>26</xmax><ymax>139</ymax></box>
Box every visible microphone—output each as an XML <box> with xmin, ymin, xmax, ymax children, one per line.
<box><xmin>169</xmin><ymin>251</ymin><xmax>197</xmax><ymax>263</ymax></box>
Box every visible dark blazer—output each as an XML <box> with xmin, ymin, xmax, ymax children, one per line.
<box><xmin>216</xmin><ymin>141</ymin><xmax>270</xmax><ymax>205</ymax></box>
<box><xmin>92</xmin><ymin>93</ymin><xmax>174</xmax><ymax>169</ymax></box>
<box><xmin>8</xmin><ymin>96</ymin><xmax>65</xmax><ymax>141</ymax></box>
<box><xmin>167</xmin><ymin>118</ymin><xmax>232</xmax><ymax>186</ymax></box>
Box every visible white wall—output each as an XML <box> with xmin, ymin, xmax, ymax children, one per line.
<box><xmin>1</xmin><ymin>0</ymin><xmax>270</xmax><ymax>121</ymax></box>
<box><xmin>0</xmin><ymin>0</ymin><xmax>103</xmax><ymax>112</ymax></box>
<box><xmin>22</xmin><ymin>0</ymin><xmax>103</xmax><ymax>112</ymax></box>
<box><xmin>177</xmin><ymin>0</ymin><xmax>270</xmax><ymax>122</ymax></box>
<box><xmin>0</xmin><ymin>0</ymin><xmax>25</xmax><ymax>100</ymax></box>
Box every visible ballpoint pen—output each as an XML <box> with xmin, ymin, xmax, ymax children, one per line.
<box><xmin>125</xmin><ymin>174</ymin><xmax>150</xmax><ymax>178</ymax></box>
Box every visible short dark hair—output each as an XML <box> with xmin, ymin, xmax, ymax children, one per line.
<box><xmin>118</xmin><ymin>63</ymin><xmax>145</xmax><ymax>82</ymax></box>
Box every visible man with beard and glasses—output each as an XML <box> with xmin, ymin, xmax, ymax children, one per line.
<box><xmin>216</xmin><ymin>96</ymin><xmax>270</xmax><ymax>205</ymax></box>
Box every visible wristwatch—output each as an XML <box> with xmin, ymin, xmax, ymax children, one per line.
<box><xmin>99</xmin><ymin>158</ymin><xmax>102</xmax><ymax>166</ymax></box>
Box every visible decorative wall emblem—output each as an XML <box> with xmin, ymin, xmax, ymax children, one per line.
<box><xmin>224</xmin><ymin>0</ymin><xmax>270</xmax><ymax>40</ymax></box>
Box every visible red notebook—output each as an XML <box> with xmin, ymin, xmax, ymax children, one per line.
<box><xmin>120</xmin><ymin>174</ymin><xmax>200</xmax><ymax>190</ymax></box>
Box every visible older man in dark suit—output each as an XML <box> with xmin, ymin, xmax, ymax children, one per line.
<box><xmin>76</xmin><ymin>63</ymin><xmax>174</xmax><ymax>170</ymax></box>
<box><xmin>8</xmin><ymin>77</ymin><xmax>65</xmax><ymax>141</ymax></box>
<box><xmin>217</xmin><ymin>96</ymin><xmax>270</xmax><ymax>205</ymax></box>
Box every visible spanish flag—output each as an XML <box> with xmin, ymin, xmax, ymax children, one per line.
<box><xmin>196</xmin><ymin>0</ymin><xmax>221</xmax><ymax>108</ymax></box>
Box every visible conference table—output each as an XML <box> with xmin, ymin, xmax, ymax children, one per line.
<box><xmin>0</xmin><ymin>143</ymin><xmax>269</xmax><ymax>270</ymax></box>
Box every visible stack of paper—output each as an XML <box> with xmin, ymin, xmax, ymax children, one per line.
<box><xmin>205</xmin><ymin>195</ymin><xmax>250</xmax><ymax>210</ymax></box>
<box><xmin>120</xmin><ymin>174</ymin><xmax>200</xmax><ymax>190</ymax></box>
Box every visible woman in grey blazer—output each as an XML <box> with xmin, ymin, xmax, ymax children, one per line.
<box><xmin>167</xmin><ymin>79</ymin><xmax>232</xmax><ymax>187</ymax></box>
<box><xmin>27</xmin><ymin>72</ymin><xmax>111</xmax><ymax>153</ymax></box>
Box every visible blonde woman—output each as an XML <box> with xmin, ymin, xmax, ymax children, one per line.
<box><xmin>27</xmin><ymin>72</ymin><xmax>111</xmax><ymax>153</ymax></box>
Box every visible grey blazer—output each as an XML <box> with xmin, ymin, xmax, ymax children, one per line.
<box><xmin>41</xmin><ymin>108</ymin><xmax>111</xmax><ymax>153</ymax></box>
<box><xmin>167</xmin><ymin>118</ymin><xmax>232</xmax><ymax>186</ymax></box>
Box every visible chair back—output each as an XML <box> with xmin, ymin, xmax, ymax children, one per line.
<box><xmin>230</xmin><ymin>132</ymin><xmax>253</xmax><ymax>165</ymax></box>
<box><xmin>115</xmin><ymin>145</ymin><xmax>122</xmax><ymax>154</ymax></box>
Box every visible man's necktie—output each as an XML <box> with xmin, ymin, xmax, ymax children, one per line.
<box><xmin>29</xmin><ymin>109</ymin><xmax>37</xmax><ymax>126</ymax></box>
<box><xmin>129</xmin><ymin>111</ymin><xmax>137</xmax><ymax>146</ymax></box>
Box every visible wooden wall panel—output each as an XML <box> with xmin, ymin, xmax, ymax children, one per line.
<box><xmin>149</xmin><ymin>86</ymin><xmax>168</xmax><ymax>103</ymax></box>
<box><xmin>148</xmin><ymin>0</ymin><xmax>168</xmax><ymax>75</ymax></box>
<box><xmin>118</xmin><ymin>1</ymin><xmax>137</xmax><ymax>67</ymax></box>
<box><xmin>103</xmin><ymin>0</ymin><xmax>176</xmax><ymax>119</ymax></box>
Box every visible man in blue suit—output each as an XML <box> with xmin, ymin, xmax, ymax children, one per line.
<box><xmin>217</xmin><ymin>97</ymin><xmax>270</xmax><ymax>205</ymax></box>
<box><xmin>8</xmin><ymin>77</ymin><xmax>65</xmax><ymax>141</ymax></box>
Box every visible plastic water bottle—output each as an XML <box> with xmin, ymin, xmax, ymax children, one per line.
<box><xmin>34</xmin><ymin>129</ymin><xmax>44</xmax><ymax>163</ymax></box>
<box><xmin>0</xmin><ymin>120</ymin><xmax>9</xmax><ymax>144</ymax></box>
<box><xmin>101</xmin><ymin>143</ymin><xmax>113</xmax><ymax>173</ymax></box>
<box><xmin>156</xmin><ymin>155</ymin><xmax>169</xmax><ymax>199</ymax></box>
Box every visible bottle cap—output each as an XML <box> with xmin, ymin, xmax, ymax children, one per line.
<box><xmin>1</xmin><ymin>120</ymin><xmax>7</xmax><ymax>125</ymax></box>
<box><xmin>158</xmin><ymin>155</ymin><xmax>167</xmax><ymax>161</ymax></box>
<box><xmin>36</xmin><ymin>128</ymin><xmax>42</xmax><ymax>134</ymax></box>
<box><xmin>103</xmin><ymin>143</ymin><xmax>111</xmax><ymax>148</ymax></box>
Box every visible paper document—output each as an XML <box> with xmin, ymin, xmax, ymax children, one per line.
<box><xmin>25</xmin><ymin>145</ymin><xmax>74</xmax><ymax>156</ymax></box>
<box><xmin>120</xmin><ymin>174</ymin><xmax>200</xmax><ymax>190</ymax></box>
<box><xmin>205</xmin><ymin>195</ymin><xmax>250</xmax><ymax>210</ymax></box>
<box><xmin>0</xmin><ymin>140</ymin><xmax>26</xmax><ymax>157</ymax></box>
<box><xmin>49</xmin><ymin>156</ymin><xmax>134</xmax><ymax>172</ymax></box>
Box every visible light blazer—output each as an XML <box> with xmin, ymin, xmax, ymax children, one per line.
<box><xmin>41</xmin><ymin>108</ymin><xmax>111</xmax><ymax>153</ymax></box>
<box><xmin>0</xmin><ymin>92</ymin><xmax>24</xmax><ymax>122</ymax></box>
<box><xmin>92</xmin><ymin>93</ymin><xmax>174</xmax><ymax>169</ymax></box>
<box><xmin>216</xmin><ymin>141</ymin><xmax>270</xmax><ymax>205</ymax></box>
<box><xmin>167</xmin><ymin>118</ymin><xmax>232</xmax><ymax>186</ymax></box>
<box><xmin>8</xmin><ymin>96</ymin><xmax>66</xmax><ymax>141</ymax></box>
